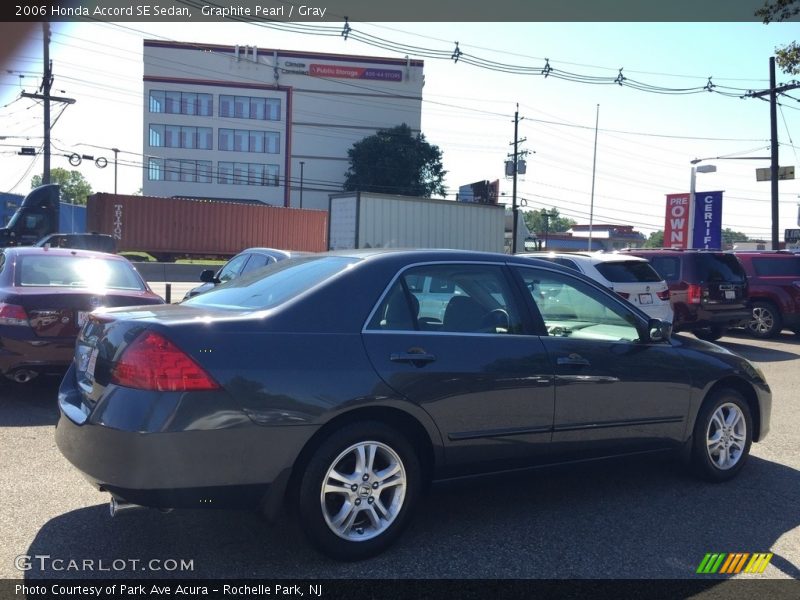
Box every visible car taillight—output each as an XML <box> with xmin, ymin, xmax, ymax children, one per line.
<box><xmin>686</xmin><ymin>284</ymin><xmax>703</xmax><ymax>304</ymax></box>
<box><xmin>0</xmin><ymin>303</ymin><xmax>29</xmax><ymax>326</ymax></box>
<box><xmin>657</xmin><ymin>289</ymin><xmax>671</xmax><ymax>301</ymax></box>
<box><xmin>616</xmin><ymin>291</ymin><xmax>630</xmax><ymax>299</ymax></box>
<box><xmin>111</xmin><ymin>330</ymin><xmax>219</xmax><ymax>392</ymax></box>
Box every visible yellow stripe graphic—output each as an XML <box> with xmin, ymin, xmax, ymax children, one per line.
<box><xmin>744</xmin><ymin>553</ymin><xmax>773</xmax><ymax>573</ymax></box>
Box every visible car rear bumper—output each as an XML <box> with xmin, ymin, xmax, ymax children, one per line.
<box><xmin>0</xmin><ymin>332</ymin><xmax>74</xmax><ymax>375</ymax></box>
<box><xmin>674</xmin><ymin>306</ymin><xmax>752</xmax><ymax>330</ymax></box>
<box><xmin>55</xmin><ymin>364</ymin><xmax>317</xmax><ymax>511</ymax></box>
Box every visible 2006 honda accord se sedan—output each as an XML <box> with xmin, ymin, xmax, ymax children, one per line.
<box><xmin>56</xmin><ymin>249</ymin><xmax>771</xmax><ymax>560</ymax></box>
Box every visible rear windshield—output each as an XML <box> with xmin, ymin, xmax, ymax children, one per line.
<box><xmin>751</xmin><ymin>256</ymin><xmax>800</xmax><ymax>276</ymax></box>
<box><xmin>594</xmin><ymin>261</ymin><xmax>662</xmax><ymax>283</ymax></box>
<box><xmin>184</xmin><ymin>256</ymin><xmax>358</xmax><ymax>310</ymax></box>
<box><xmin>18</xmin><ymin>255</ymin><xmax>144</xmax><ymax>290</ymax></box>
<box><xmin>695</xmin><ymin>254</ymin><xmax>747</xmax><ymax>283</ymax></box>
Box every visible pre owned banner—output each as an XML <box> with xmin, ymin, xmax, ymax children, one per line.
<box><xmin>692</xmin><ymin>191</ymin><xmax>723</xmax><ymax>249</ymax></box>
<box><xmin>664</xmin><ymin>193</ymin><xmax>691</xmax><ymax>248</ymax></box>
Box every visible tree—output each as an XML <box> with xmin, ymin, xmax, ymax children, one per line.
<box><xmin>757</xmin><ymin>0</ymin><xmax>800</xmax><ymax>73</ymax></box>
<box><xmin>722</xmin><ymin>228</ymin><xmax>749</xmax><ymax>247</ymax></box>
<box><xmin>344</xmin><ymin>124</ymin><xmax>446</xmax><ymax>197</ymax></box>
<box><xmin>644</xmin><ymin>230</ymin><xmax>664</xmax><ymax>248</ymax></box>
<box><xmin>31</xmin><ymin>168</ymin><xmax>93</xmax><ymax>205</ymax></box>
<box><xmin>522</xmin><ymin>208</ymin><xmax>576</xmax><ymax>235</ymax></box>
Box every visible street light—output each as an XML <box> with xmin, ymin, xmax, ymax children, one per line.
<box><xmin>689</xmin><ymin>162</ymin><xmax>716</xmax><ymax>248</ymax></box>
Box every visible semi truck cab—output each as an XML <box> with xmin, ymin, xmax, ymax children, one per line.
<box><xmin>0</xmin><ymin>184</ymin><xmax>60</xmax><ymax>247</ymax></box>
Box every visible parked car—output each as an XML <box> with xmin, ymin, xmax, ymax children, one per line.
<box><xmin>622</xmin><ymin>249</ymin><xmax>750</xmax><ymax>341</ymax></box>
<box><xmin>183</xmin><ymin>247</ymin><xmax>309</xmax><ymax>300</ymax></box>
<box><xmin>35</xmin><ymin>232</ymin><xmax>117</xmax><ymax>254</ymax></box>
<box><xmin>518</xmin><ymin>251</ymin><xmax>673</xmax><ymax>323</ymax></box>
<box><xmin>0</xmin><ymin>246</ymin><xmax>164</xmax><ymax>383</ymax></box>
<box><xmin>734</xmin><ymin>251</ymin><xmax>800</xmax><ymax>338</ymax></box>
<box><xmin>56</xmin><ymin>250</ymin><xmax>771</xmax><ymax>560</ymax></box>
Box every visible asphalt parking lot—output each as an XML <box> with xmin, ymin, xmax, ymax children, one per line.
<box><xmin>0</xmin><ymin>330</ymin><xmax>798</xmax><ymax>582</ymax></box>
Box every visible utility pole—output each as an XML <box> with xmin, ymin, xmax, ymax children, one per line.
<box><xmin>746</xmin><ymin>57</ymin><xmax>800</xmax><ymax>249</ymax></box>
<box><xmin>508</xmin><ymin>105</ymin><xmax>528</xmax><ymax>254</ymax></box>
<box><xmin>20</xmin><ymin>22</ymin><xmax>75</xmax><ymax>184</ymax></box>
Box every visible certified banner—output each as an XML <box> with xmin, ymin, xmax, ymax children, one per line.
<box><xmin>664</xmin><ymin>193</ymin><xmax>691</xmax><ymax>248</ymax></box>
<box><xmin>692</xmin><ymin>191</ymin><xmax>723</xmax><ymax>249</ymax></box>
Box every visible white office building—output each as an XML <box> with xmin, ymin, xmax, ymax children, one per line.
<box><xmin>142</xmin><ymin>40</ymin><xmax>424</xmax><ymax>210</ymax></box>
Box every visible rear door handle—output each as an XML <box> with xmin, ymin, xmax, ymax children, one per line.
<box><xmin>390</xmin><ymin>351</ymin><xmax>437</xmax><ymax>367</ymax></box>
<box><xmin>557</xmin><ymin>353</ymin><xmax>591</xmax><ymax>367</ymax></box>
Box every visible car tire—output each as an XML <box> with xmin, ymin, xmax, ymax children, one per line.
<box><xmin>694</xmin><ymin>325</ymin><xmax>726</xmax><ymax>342</ymax></box>
<box><xmin>691</xmin><ymin>389</ymin><xmax>752</xmax><ymax>482</ymax></box>
<box><xmin>297</xmin><ymin>421</ymin><xmax>421</xmax><ymax>561</ymax></box>
<box><xmin>747</xmin><ymin>301</ymin><xmax>783</xmax><ymax>339</ymax></box>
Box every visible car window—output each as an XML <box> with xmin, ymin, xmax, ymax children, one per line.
<box><xmin>695</xmin><ymin>254</ymin><xmax>746</xmax><ymax>283</ymax></box>
<box><xmin>17</xmin><ymin>256</ymin><xmax>145</xmax><ymax>290</ymax></box>
<box><xmin>367</xmin><ymin>264</ymin><xmax>523</xmax><ymax>334</ymax></box>
<box><xmin>515</xmin><ymin>267</ymin><xmax>640</xmax><ymax>342</ymax></box>
<box><xmin>594</xmin><ymin>261</ymin><xmax>662</xmax><ymax>283</ymax></box>
<box><xmin>649</xmin><ymin>256</ymin><xmax>681</xmax><ymax>282</ymax></box>
<box><xmin>217</xmin><ymin>253</ymin><xmax>250</xmax><ymax>283</ymax></box>
<box><xmin>535</xmin><ymin>256</ymin><xmax>580</xmax><ymax>271</ymax></box>
<box><xmin>751</xmin><ymin>257</ymin><xmax>800</xmax><ymax>276</ymax></box>
<box><xmin>186</xmin><ymin>256</ymin><xmax>358</xmax><ymax>310</ymax></box>
<box><xmin>241</xmin><ymin>254</ymin><xmax>273</xmax><ymax>274</ymax></box>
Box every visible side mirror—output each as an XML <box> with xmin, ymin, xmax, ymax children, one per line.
<box><xmin>199</xmin><ymin>269</ymin><xmax>216</xmax><ymax>283</ymax></box>
<box><xmin>647</xmin><ymin>318</ymin><xmax>672</xmax><ymax>343</ymax></box>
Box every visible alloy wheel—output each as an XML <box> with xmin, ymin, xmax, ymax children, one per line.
<box><xmin>320</xmin><ymin>440</ymin><xmax>407</xmax><ymax>542</ymax></box>
<box><xmin>705</xmin><ymin>402</ymin><xmax>747</xmax><ymax>470</ymax></box>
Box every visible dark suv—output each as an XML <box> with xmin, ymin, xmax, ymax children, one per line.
<box><xmin>734</xmin><ymin>251</ymin><xmax>800</xmax><ymax>338</ymax></box>
<box><xmin>623</xmin><ymin>249</ymin><xmax>750</xmax><ymax>341</ymax></box>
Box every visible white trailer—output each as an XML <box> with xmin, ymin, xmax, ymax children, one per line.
<box><xmin>328</xmin><ymin>191</ymin><xmax>506</xmax><ymax>252</ymax></box>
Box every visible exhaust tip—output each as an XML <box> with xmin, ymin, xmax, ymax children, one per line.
<box><xmin>6</xmin><ymin>369</ymin><xmax>39</xmax><ymax>384</ymax></box>
<box><xmin>109</xmin><ymin>497</ymin><xmax>146</xmax><ymax>517</ymax></box>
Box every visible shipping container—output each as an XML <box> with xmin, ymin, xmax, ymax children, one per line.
<box><xmin>88</xmin><ymin>193</ymin><xmax>327</xmax><ymax>260</ymax></box>
<box><xmin>329</xmin><ymin>192</ymin><xmax>505</xmax><ymax>252</ymax></box>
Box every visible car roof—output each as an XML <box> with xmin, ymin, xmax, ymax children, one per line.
<box><xmin>3</xmin><ymin>245</ymin><xmax>124</xmax><ymax>260</ymax></box>
<box><xmin>518</xmin><ymin>251</ymin><xmax>648</xmax><ymax>264</ymax></box>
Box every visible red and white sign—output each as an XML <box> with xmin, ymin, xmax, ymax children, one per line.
<box><xmin>665</xmin><ymin>193</ymin><xmax>691</xmax><ymax>248</ymax></box>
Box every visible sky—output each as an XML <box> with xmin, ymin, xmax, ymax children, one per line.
<box><xmin>1</xmin><ymin>19</ymin><xmax>800</xmax><ymax>239</ymax></box>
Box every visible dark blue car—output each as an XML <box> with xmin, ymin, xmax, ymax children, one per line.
<box><xmin>56</xmin><ymin>250</ymin><xmax>771</xmax><ymax>560</ymax></box>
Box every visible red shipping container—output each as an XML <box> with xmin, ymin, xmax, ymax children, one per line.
<box><xmin>87</xmin><ymin>193</ymin><xmax>328</xmax><ymax>259</ymax></box>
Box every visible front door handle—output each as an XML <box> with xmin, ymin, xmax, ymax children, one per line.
<box><xmin>391</xmin><ymin>350</ymin><xmax>437</xmax><ymax>367</ymax></box>
<box><xmin>557</xmin><ymin>353</ymin><xmax>591</xmax><ymax>367</ymax></box>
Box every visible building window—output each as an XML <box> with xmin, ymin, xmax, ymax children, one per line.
<box><xmin>149</xmin><ymin>124</ymin><xmax>212</xmax><ymax>149</ymax></box>
<box><xmin>219</xmin><ymin>95</ymin><xmax>281</xmax><ymax>121</ymax></box>
<box><xmin>148</xmin><ymin>158</ymin><xmax>163</xmax><ymax>181</ymax></box>
<box><xmin>149</xmin><ymin>90</ymin><xmax>212</xmax><ymax>116</ymax></box>
<box><xmin>148</xmin><ymin>158</ymin><xmax>213</xmax><ymax>183</ymax></box>
<box><xmin>218</xmin><ymin>162</ymin><xmax>279</xmax><ymax>186</ymax></box>
<box><xmin>219</xmin><ymin>129</ymin><xmax>280</xmax><ymax>154</ymax></box>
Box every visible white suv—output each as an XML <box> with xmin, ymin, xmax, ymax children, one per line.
<box><xmin>519</xmin><ymin>252</ymin><xmax>673</xmax><ymax>323</ymax></box>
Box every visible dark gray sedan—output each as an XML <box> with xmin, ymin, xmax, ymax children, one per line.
<box><xmin>56</xmin><ymin>250</ymin><xmax>771</xmax><ymax>560</ymax></box>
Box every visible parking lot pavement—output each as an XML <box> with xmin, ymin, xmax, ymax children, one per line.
<box><xmin>0</xmin><ymin>332</ymin><xmax>798</xmax><ymax>581</ymax></box>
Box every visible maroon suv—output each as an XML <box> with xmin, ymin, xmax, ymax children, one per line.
<box><xmin>734</xmin><ymin>251</ymin><xmax>800</xmax><ymax>338</ymax></box>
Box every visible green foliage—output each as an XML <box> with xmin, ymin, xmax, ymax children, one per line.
<box><xmin>756</xmin><ymin>0</ymin><xmax>800</xmax><ymax>23</ymax></box>
<box><xmin>31</xmin><ymin>168</ymin><xmax>93</xmax><ymax>205</ymax></box>
<box><xmin>776</xmin><ymin>41</ymin><xmax>800</xmax><ymax>74</ymax></box>
<box><xmin>344</xmin><ymin>124</ymin><xmax>446</xmax><ymax>197</ymax></box>
<box><xmin>522</xmin><ymin>208</ymin><xmax>576</xmax><ymax>235</ymax></box>
<box><xmin>645</xmin><ymin>230</ymin><xmax>664</xmax><ymax>248</ymax></box>
<box><xmin>721</xmin><ymin>228</ymin><xmax>749</xmax><ymax>246</ymax></box>
<box><xmin>757</xmin><ymin>0</ymin><xmax>800</xmax><ymax>74</ymax></box>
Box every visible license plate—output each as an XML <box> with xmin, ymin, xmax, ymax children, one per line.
<box><xmin>86</xmin><ymin>347</ymin><xmax>98</xmax><ymax>379</ymax></box>
<box><xmin>638</xmin><ymin>293</ymin><xmax>653</xmax><ymax>305</ymax></box>
<box><xmin>77</xmin><ymin>311</ymin><xmax>90</xmax><ymax>327</ymax></box>
<box><xmin>724</xmin><ymin>290</ymin><xmax>735</xmax><ymax>300</ymax></box>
